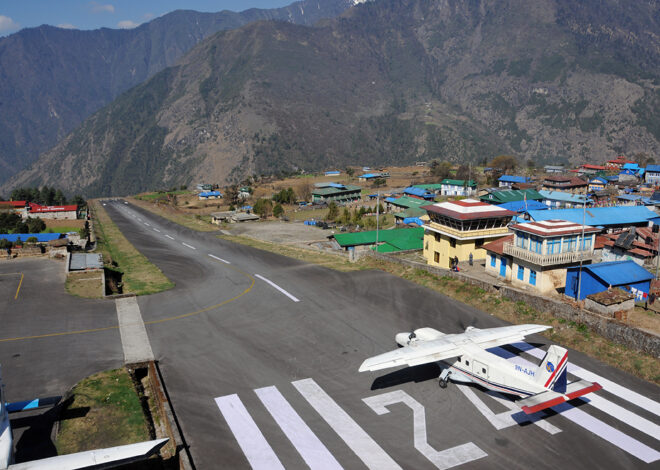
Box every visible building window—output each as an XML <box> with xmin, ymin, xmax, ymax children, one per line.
<box><xmin>475</xmin><ymin>238</ymin><xmax>484</xmax><ymax>248</ymax></box>
<box><xmin>530</xmin><ymin>236</ymin><xmax>542</xmax><ymax>253</ymax></box>
<box><xmin>490</xmin><ymin>255</ymin><xmax>496</xmax><ymax>267</ymax></box>
<box><xmin>517</xmin><ymin>265</ymin><xmax>524</xmax><ymax>280</ymax></box>
<box><xmin>434</xmin><ymin>252</ymin><xmax>439</xmax><ymax>263</ymax></box>
<box><xmin>529</xmin><ymin>269</ymin><xmax>537</xmax><ymax>286</ymax></box>
<box><xmin>434</xmin><ymin>232</ymin><xmax>441</xmax><ymax>242</ymax></box>
<box><xmin>547</xmin><ymin>238</ymin><xmax>561</xmax><ymax>254</ymax></box>
<box><xmin>581</xmin><ymin>236</ymin><xmax>592</xmax><ymax>250</ymax></box>
<box><xmin>450</xmin><ymin>238</ymin><xmax>456</xmax><ymax>248</ymax></box>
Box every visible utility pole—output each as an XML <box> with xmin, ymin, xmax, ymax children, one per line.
<box><xmin>576</xmin><ymin>195</ymin><xmax>587</xmax><ymax>300</ymax></box>
<box><xmin>655</xmin><ymin>224</ymin><xmax>660</xmax><ymax>279</ymax></box>
<box><xmin>376</xmin><ymin>191</ymin><xmax>380</xmax><ymax>247</ymax></box>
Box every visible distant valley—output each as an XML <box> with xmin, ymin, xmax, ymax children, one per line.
<box><xmin>3</xmin><ymin>0</ymin><xmax>660</xmax><ymax>197</ymax></box>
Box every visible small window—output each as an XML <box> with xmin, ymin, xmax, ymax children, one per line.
<box><xmin>482</xmin><ymin>368</ymin><xmax>486</xmax><ymax>374</ymax></box>
<box><xmin>457</xmin><ymin>357</ymin><xmax>461</xmax><ymax>362</ymax></box>
<box><xmin>465</xmin><ymin>360</ymin><xmax>470</xmax><ymax>366</ymax></box>
<box><xmin>475</xmin><ymin>238</ymin><xmax>484</xmax><ymax>248</ymax></box>
<box><xmin>530</xmin><ymin>269</ymin><xmax>537</xmax><ymax>286</ymax></box>
<box><xmin>517</xmin><ymin>265</ymin><xmax>524</xmax><ymax>280</ymax></box>
<box><xmin>490</xmin><ymin>255</ymin><xmax>496</xmax><ymax>267</ymax></box>
<box><xmin>450</xmin><ymin>238</ymin><xmax>456</xmax><ymax>248</ymax></box>
<box><xmin>434</xmin><ymin>251</ymin><xmax>439</xmax><ymax>263</ymax></box>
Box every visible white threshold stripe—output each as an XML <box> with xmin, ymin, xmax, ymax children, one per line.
<box><xmin>293</xmin><ymin>378</ymin><xmax>401</xmax><ymax>470</ymax></box>
<box><xmin>255</xmin><ymin>386</ymin><xmax>343</xmax><ymax>470</ymax></box>
<box><xmin>182</xmin><ymin>242</ymin><xmax>196</xmax><ymax>250</ymax></box>
<box><xmin>214</xmin><ymin>394</ymin><xmax>285</xmax><ymax>470</ymax></box>
<box><xmin>144</xmin><ymin>222</ymin><xmax>150</xmax><ymax>226</ymax></box>
<box><xmin>153</xmin><ymin>228</ymin><xmax>160</xmax><ymax>232</ymax></box>
<box><xmin>255</xmin><ymin>274</ymin><xmax>300</xmax><ymax>302</ymax></box>
<box><xmin>165</xmin><ymin>235</ymin><xmax>174</xmax><ymax>240</ymax></box>
<box><xmin>489</xmin><ymin>346</ymin><xmax>660</xmax><ymax>462</ymax></box>
<box><xmin>208</xmin><ymin>254</ymin><xmax>231</xmax><ymax>264</ymax></box>
<box><xmin>511</xmin><ymin>342</ymin><xmax>660</xmax><ymax>416</ymax></box>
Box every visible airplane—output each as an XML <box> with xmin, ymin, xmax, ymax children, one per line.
<box><xmin>0</xmin><ymin>369</ymin><xmax>168</xmax><ymax>469</ymax></box>
<box><xmin>359</xmin><ymin>324</ymin><xmax>602</xmax><ymax>414</ymax></box>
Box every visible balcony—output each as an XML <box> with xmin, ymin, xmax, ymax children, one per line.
<box><xmin>503</xmin><ymin>242</ymin><xmax>593</xmax><ymax>267</ymax></box>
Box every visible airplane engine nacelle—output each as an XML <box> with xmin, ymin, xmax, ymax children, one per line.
<box><xmin>413</xmin><ymin>328</ymin><xmax>445</xmax><ymax>341</ymax></box>
<box><xmin>395</xmin><ymin>332</ymin><xmax>415</xmax><ymax>347</ymax></box>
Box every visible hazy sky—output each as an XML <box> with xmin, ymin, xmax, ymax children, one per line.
<box><xmin>0</xmin><ymin>1</ymin><xmax>294</xmax><ymax>36</ymax></box>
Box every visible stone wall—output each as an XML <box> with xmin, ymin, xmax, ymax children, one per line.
<box><xmin>367</xmin><ymin>251</ymin><xmax>660</xmax><ymax>357</ymax></box>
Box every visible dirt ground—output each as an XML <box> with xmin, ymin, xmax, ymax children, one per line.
<box><xmin>65</xmin><ymin>270</ymin><xmax>104</xmax><ymax>298</ymax></box>
<box><xmin>44</xmin><ymin>219</ymin><xmax>85</xmax><ymax>229</ymax></box>
<box><xmin>226</xmin><ymin>220</ymin><xmax>337</xmax><ymax>250</ymax></box>
<box><xmin>629</xmin><ymin>307</ymin><xmax>660</xmax><ymax>334</ymax></box>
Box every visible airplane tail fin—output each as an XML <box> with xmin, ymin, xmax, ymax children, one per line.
<box><xmin>535</xmin><ymin>345</ymin><xmax>568</xmax><ymax>393</ymax></box>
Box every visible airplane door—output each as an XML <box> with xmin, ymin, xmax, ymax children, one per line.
<box><xmin>474</xmin><ymin>360</ymin><xmax>489</xmax><ymax>380</ymax></box>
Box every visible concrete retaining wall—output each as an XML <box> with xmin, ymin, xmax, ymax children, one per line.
<box><xmin>367</xmin><ymin>251</ymin><xmax>660</xmax><ymax>357</ymax></box>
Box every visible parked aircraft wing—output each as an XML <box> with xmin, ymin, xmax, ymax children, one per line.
<box><xmin>359</xmin><ymin>339</ymin><xmax>462</xmax><ymax>372</ymax></box>
<box><xmin>8</xmin><ymin>438</ymin><xmax>168</xmax><ymax>470</ymax></box>
<box><xmin>465</xmin><ymin>324</ymin><xmax>552</xmax><ymax>349</ymax></box>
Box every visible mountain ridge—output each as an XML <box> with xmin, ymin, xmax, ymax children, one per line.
<box><xmin>4</xmin><ymin>0</ymin><xmax>660</xmax><ymax>196</ymax></box>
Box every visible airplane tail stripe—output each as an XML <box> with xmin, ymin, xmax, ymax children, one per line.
<box><xmin>544</xmin><ymin>350</ymin><xmax>568</xmax><ymax>388</ymax></box>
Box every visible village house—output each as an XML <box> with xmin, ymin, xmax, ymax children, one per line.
<box><xmin>607</xmin><ymin>156</ymin><xmax>635</xmax><ymax>170</ymax></box>
<box><xmin>498</xmin><ymin>175</ymin><xmax>530</xmax><ymax>188</ymax></box>
<box><xmin>645</xmin><ymin>165</ymin><xmax>660</xmax><ymax>185</ymax></box>
<box><xmin>541</xmin><ymin>175</ymin><xmax>588</xmax><ymax>194</ymax></box>
<box><xmin>587</xmin><ymin>177</ymin><xmax>608</xmax><ymax>192</ymax></box>
<box><xmin>311</xmin><ymin>182</ymin><xmax>362</xmax><ymax>204</ymax></box>
<box><xmin>440</xmin><ymin>179</ymin><xmax>477</xmax><ymax>196</ymax></box>
<box><xmin>484</xmin><ymin>220</ymin><xmax>599</xmax><ymax>295</ymax></box>
<box><xmin>422</xmin><ymin>199</ymin><xmax>515</xmax><ymax>269</ymax></box>
<box><xmin>479</xmin><ymin>189</ymin><xmax>543</xmax><ymax>205</ymax></box>
<box><xmin>539</xmin><ymin>190</ymin><xmax>592</xmax><ymax>209</ymax></box>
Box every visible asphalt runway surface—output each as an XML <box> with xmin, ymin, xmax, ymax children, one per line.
<box><xmin>0</xmin><ymin>199</ymin><xmax>658</xmax><ymax>469</ymax></box>
<box><xmin>102</xmin><ymin>200</ymin><xmax>659</xmax><ymax>469</ymax></box>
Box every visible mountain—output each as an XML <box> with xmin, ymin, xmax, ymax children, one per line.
<box><xmin>0</xmin><ymin>0</ymin><xmax>362</xmax><ymax>180</ymax></box>
<box><xmin>5</xmin><ymin>0</ymin><xmax>660</xmax><ymax>197</ymax></box>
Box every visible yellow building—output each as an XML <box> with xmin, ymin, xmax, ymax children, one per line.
<box><xmin>422</xmin><ymin>199</ymin><xmax>515</xmax><ymax>269</ymax></box>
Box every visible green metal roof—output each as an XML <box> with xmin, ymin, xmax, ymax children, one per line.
<box><xmin>412</xmin><ymin>184</ymin><xmax>443</xmax><ymax>190</ymax></box>
<box><xmin>479</xmin><ymin>189</ymin><xmax>543</xmax><ymax>204</ymax></box>
<box><xmin>312</xmin><ymin>184</ymin><xmax>362</xmax><ymax>196</ymax></box>
<box><xmin>394</xmin><ymin>207</ymin><xmax>427</xmax><ymax>219</ymax></box>
<box><xmin>387</xmin><ymin>196</ymin><xmax>427</xmax><ymax>208</ymax></box>
<box><xmin>440</xmin><ymin>179</ymin><xmax>477</xmax><ymax>187</ymax></box>
<box><xmin>333</xmin><ymin>227</ymin><xmax>424</xmax><ymax>251</ymax></box>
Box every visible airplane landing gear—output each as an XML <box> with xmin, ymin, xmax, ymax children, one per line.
<box><xmin>438</xmin><ymin>369</ymin><xmax>451</xmax><ymax>389</ymax></box>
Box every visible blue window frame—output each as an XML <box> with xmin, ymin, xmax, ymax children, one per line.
<box><xmin>529</xmin><ymin>269</ymin><xmax>537</xmax><ymax>286</ymax></box>
<box><xmin>517</xmin><ymin>265</ymin><xmax>524</xmax><ymax>280</ymax></box>
<box><xmin>490</xmin><ymin>255</ymin><xmax>496</xmax><ymax>267</ymax></box>
<box><xmin>581</xmin><ymin>235</ymin><xmax>592</xmax><ymax>250</ymax></box>
<box><xmin>547</xmin><ymin>238</ymin><xmax>561</xmax><ymax>254</ymax></box>
<box><xmin>564</xmin><ymin>235</ymin><xmax>577</xmax><ymax>252</ymax></box>
<box><xmin>530</xmin><ymin>236</ymin><xmax>542</xmax><ymax>253</ymax></box>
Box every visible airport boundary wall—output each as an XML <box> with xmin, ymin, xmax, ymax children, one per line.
<box><xmin>368</xmin><ymin>251</ymin><xmax>660</xmax><ymax>357</ymax></box>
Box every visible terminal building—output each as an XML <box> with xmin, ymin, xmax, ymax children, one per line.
<box><xmin>311</xmin><ymin>182</ymin><xmax>362</xmax><ymax>204</ymax></box>
<box><xmin>421</xmin><ymin>199</ymin><xmax>514</xmax><ymax>269</ymax></box>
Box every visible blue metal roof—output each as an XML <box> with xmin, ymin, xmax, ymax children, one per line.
<box><xmin>324</xmin><ymin>170</ymin><xmax>340</xmax><ymax>175</ymax></box>
<box><xmin>646</xmin><ymin>165</ymin><xmax>660</xmax><ymax>173</ymax></box>
<box><xmin>617</xmin><ymin>194</ymin><xmax>643</xmax><ymax>201</ymax></box>
<box><xmin>384</xmin><ymin>197</ymin><xmax>397</xmax><ymax>203</ymax></box>
<box><xmin>360</xmin><ymin>173</ymin><xmax>378</xmax><ymax>178</ymax></box>
<box><xmin>622</xmin><ymin>163</ymin><xmax>640</xmax><ymax>170</ymax></box>
<box><xmin>200</xmin><ymin>191</ymin><xmax>222</xmax><ymax>197</ymax></box>
<box><xmin>498</xmin><ymin>175</ymin><xmax>529</xmax><ymax>183</ymax></box>
<box><xmin>590</xmin><ymin>177</ymin><xmax>608</xmax><ymax>184</ymax></box>
<box><xmin>403</xmin><ymin>187</ymin><xmax>434</xmax><ymax>198</ymax></box>
<box><xmin>0</xmin><ymin>233</ymin><xmax>65</xmax><ymax>243</ymax></box>
<box><xmin>527</xmin><ymin>206</ymin><xmax>657</xmax><ymax>226</ymax></box>
<box><xmin>496</xmin><ymin>200</ymin><xmax>548</xmax><ymax>212</ymax></box>
<box><xmin>539</xmin><ymin>190</ymin><xmax>592</xmax><ymax>204</ymax></box>
<box><xmin>584</xmin><ymin>261</ymin><xmax>653</xmax><ymax>286</ymax></box>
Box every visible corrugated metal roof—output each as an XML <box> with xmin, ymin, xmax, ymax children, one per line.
<box><xmin>527</xmin><ymin>206</ymin><xmax>657</xmax><ymax>226</ymax></box>
<box><xmin>0</xmin><ymin>233</ymin><xmax>65</xmax><ymax>243</ymax></box>
<box><xmin>70</xmin><ymin>253</ymin><xmax>103</xmax><ymax>270</ymax></box>
<box><xmin>440</xmin><ymin>179</ymin><xmax>476</xmax><ymax>186</ymax></box>
<box><xmin>412</xmin><ymin>184</ymin><xmax>444</xmax><ymax>190</ymax></box>
<box><xmin>646</xmin><ymin>165</ymin><xmax>660</xmax><ymax>173</ymax></box>
<box><xmin>497</xmin><ymin>200</ymin><xmax>548</xmax><ymax>212</ymax></box>
<box><xmin>498</xmin><ymin>175</ymin><xmax>529</xmax><ymax>183</ymax></box>
<box><xmin>386</xmin><ymin>196</ymin><xmax>427</xmax><ymax>208</ymax></box>
<box><xmin>403</xmin><ymin>186</ymin><xmax>434</xmax><ymax>197</ymax></box>
<box><xmin>539</xmin><ymin>190</ymin><xmax>592</xmax><ymax>204</ymax></box>
<box><xmin>480</xmin><ymin>189</ymin><xmax>543</xmax><ymax>203</ymax></box>
<box><xmin>333</xmin><ymin>227</ymin><xmax>423</xmax><ymax>251</ymax></box>
<box><xmin>584</xmin><ymin>261</ymin><xmax>654</xmax><ymax>286</ymax></box>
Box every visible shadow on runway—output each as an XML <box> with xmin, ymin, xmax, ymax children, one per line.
<box><xmin>11</xmin><ymin>396</ymin><xmax>90</xmax><ymax>463</ymax></box>
<box><xmin>370</xmin><ymin>363</ymin><xmax>441</xmax><ymax>390</ymax></box>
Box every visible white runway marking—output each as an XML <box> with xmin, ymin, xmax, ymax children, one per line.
<box><xmin>489</xmin><ymin>346</ymin><xmax>660</xmax><ymax>462</ymax></box>
<box><xmin>208</xmin><ymin>254</ymin><xmax>231</xmax><ymax>264</ymax></box>
<box><xmin>182</xmin><ymin>242</ymin><xmax>196</xmax><ymax>250</ymax></box>
<box><xmin>153</xmin><ymin>228</ymin><xmax>160</xmax><ymax>232</ymax></box>
<box><xmin>144</xmin><ymin>222</ymin><xmax>150</xmax><ymax>226</ymax></box>
<box><xmin>364</xmin><ymin>390</ymin><xmax>487</xmax><ymax>469</ymax></box>
<box><xmin>293</xmin><ymin>378</ymin><xmax>401</xmax><ymax>470</ymax></box>
<box><xmin>255</xmin><ymin>274</ymin><xmax>300</xmax><ymax>302</ymax></box>
<box><xmin>512</xmin><ymin>342</ymin><xmax>660</xmax><ymax>416</ymax></box>
<box><xmin>214</xmin><ymin>394</ymin><xmax>284</xmax><ymax>470</ymax></box>
<box><xmin>255</xmin><ymin>386</ymin><xmax>343</xmax><ymax>470</ymax></box>
<box><xmin>165</xmin><ymin>235</ymin><xmax>174</xmax><ymax>240</ymax></box>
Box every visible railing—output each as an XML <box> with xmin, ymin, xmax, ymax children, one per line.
<box><xmin>503</xmin><ymin>242</ymin><xmax>593</xmax><ymax>267</ymax></box>
<box><xmin>426</xmin><ymin>223</ymin><xmax>509</xmax><ymax>239</ymax></box>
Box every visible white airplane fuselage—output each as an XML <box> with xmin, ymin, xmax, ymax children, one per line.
<box><xmin>440</xmin><ymin>343</ymin><xmax>546</xmax><ymax>397</ymax></box>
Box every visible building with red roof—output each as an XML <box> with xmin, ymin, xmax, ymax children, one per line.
<box><xmin>26</xmin><ymin>203</ymin><xmax>78</xmax><ymax>220</ymax></box>
<box><xmin>421</xmin><ymin>199</ymin><xmax>515</xmax><ymax>268</ymax></box>
<box><xmin>607</xmin><ymin>156</ymin><xmax>635</xmax><ymax>169</ymax></box>
<box><xmin>484</xmin><ymin>219</ymin><xmax>598</xmax><ymax>294</ymax></box>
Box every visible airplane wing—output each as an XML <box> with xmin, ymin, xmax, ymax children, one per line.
<box><xmin>7</xmin><ymin>438</ymin><xmax>168</xmax><ymax>470</ymax></box>
<box><xmin>359</xmin><ymin>324</ymin><xmax>551</xmax><ymax>372</ymax></box>
<box><xmin>517</xmin><ymin>380</ymin><xmax>602</xmax><ymax>414</ymax></box>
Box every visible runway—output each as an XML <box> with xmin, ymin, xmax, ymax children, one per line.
<box><xmin>103</xmin><ymin>200</ymin><xmax>660</xmax><ymax>469</ymax></box>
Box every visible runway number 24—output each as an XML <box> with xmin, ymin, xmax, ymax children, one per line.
<box><xmin>363</xmin><ymin>390</ymin><xmax>488</xmax><ymax>469</ymax></box>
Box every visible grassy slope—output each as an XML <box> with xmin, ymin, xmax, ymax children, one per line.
<box><xmin>91</xmin><ymin>199</ymin><xmax>174</xmax><ymax>295</ymax></box>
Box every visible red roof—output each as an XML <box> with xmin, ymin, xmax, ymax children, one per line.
<box><xmin>607</xmin><ymin>157</ymin><xmax>634</xmax><ymax>165</ymax></box>
<box><xmin>0</xmin><ymin>200</ymin><xmax>26</xmax><ymax>207</ymax></box>
<box><xmin>482</xmin><ymin>234</ymin><xmax>514</xmax><ymax>256</ymax></box>
<box><xmin>422</xmin><ymin>199</ymin><xmax>516</xmax><ymax>221</ymax></box>
<box><xmin>510</xmin><ymin>219</ymin><xmax>600</xmax><ymax>237</ymax></box>
<box><xmin>28</xmin><ymin>203</ymin><xmax>78</xmax><ymax>213</ymax></box>
<box><xmin>580</xmin><ymin>164</ymin><xmax>608</xmax><ymax>170</ymax></box>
